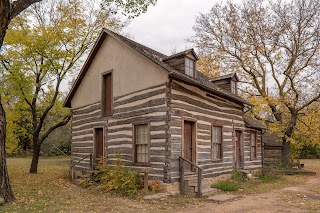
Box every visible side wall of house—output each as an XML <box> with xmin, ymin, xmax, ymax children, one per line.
<box><xmin>106</xmin><ymin>83</ymin><xmax>170</xmax><ymax>180</ymax></box>
<box><xmin>70</xmin><ymin>35</ymin><xmax>170</xmax><ymax>180</ymax></box>
<box><xmin>167</xmin><ymin>79</ymin><xmax>262</xmax><ymax>182</ymax></box>
<box><xmin>71</xmin><ymin>102</ymin><xmax>105</xmax><ymax>171</ymax></box>
<box><xmin>71</xmin><ymin>83</ymin><xmax>170</xmax><ymax>180</ymax></box>
<box><xmin>71</xmin><ymin>35</ymin><xmax>169</xmax><ymax>109</ymax></box>
<box><xmin>243</xmin><ymin>128</ymin><xmax>263</xmax><ymax>169</ymax></box>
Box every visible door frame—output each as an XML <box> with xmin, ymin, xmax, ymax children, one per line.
<box><xmin>234</xmin><ymin>129</ymin><xmax>244</xmax><ymax>169</ymax></box>
<box><xmin>93</xmin><ymin>126</ymin><xmax>105</xmax><ymax>163</ymax></box>
<box><xmin>181</xmin><ymin>118</ymin><xmax>197</xmax><ymax>165</ymax></box>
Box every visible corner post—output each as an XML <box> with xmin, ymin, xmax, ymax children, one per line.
<box><xmin>197</xmin><ymin>168</ymin><xmax>202</xmax><ymax>197</ymax></box>
<box><xmin>180</xmin><ymin>157</ymin><xmax>185</xmax><ymax>195</ymax></box>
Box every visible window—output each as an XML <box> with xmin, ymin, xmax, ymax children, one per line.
<box><xmin>212</xmin><ymin>126</ymin><xmax>222</xmax><ymax>160</ymax></box>
<box><xmin>250</xmin><ymin>132</ymin><xmax>257</xmax><ymax>160</ymax></box>
<box><xmin>134</xmin><ymin>124</ymin><xmax>149</xmax><ymax>163</ymax></box>
<box><xmin>185</xmin><ymin>57</ymin><xmax>194</xmax><ymax>77</ymax></box>
<box><xmin>102</xmin><ymin>72</ymin><xmax>112</xmax><ymax>116</ymax></box>
<box><xmin>231</xmin><ymin>80</ymin><xmax>237</xmax><ymax>94</ymax></box>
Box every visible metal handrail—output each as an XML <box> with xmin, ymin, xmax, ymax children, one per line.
<box><xmin>179</xmin><ymin>157</ymin><xmax>202</xmax><ymax>197</ymax></box>
<box><xmin>71</xmin><ymin>153</ymin><xmax>93</xmax><ymax>180</ymax></box>
<box><xmin>73</xmin><ymin>153</ymin><xmax>93</xmax><ymax>165</ymax></box>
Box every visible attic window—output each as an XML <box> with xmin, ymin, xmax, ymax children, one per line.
<box><xmin>231</xmin><ymin>80</ymin><xmax>237</xmax><ymax>94</ymax></box>
<box><xmin>185</xmin><ymin>57</ymin><xmax>194</xmax><ymax>77</ymax></box>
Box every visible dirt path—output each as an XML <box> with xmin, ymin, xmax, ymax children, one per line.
<box><xmin>179</xmin><ymin>160</ymin><xmax>320</xmax><ymax>213</ymax></box>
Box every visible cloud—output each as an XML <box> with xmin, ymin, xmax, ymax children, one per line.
<box><xmin>126</xmin><ymin>0</ymin><xmax>218</xmax><ymax>55</ymax></box>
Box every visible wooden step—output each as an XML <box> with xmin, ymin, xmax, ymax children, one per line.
<box><xmin>184</xmin><ymin>171</ymin><xmax>197</xmax><ymax>175</ymax></box>
<box><xmin>72</xmin><ymin>179</ymin><xmax>82</xmax><ymax>185</ymax></box>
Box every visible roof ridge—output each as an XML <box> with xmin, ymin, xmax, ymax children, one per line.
<box><xmin>163</xmin><ymin>48</ymin><xmax>199</xmax><ymax>61</ymax></box>
<box><xmin>103</xmin><ymin>28</ymin><xmax>167</xmax><ymax>59</ymax></box>
<box><xmin>210</xmin><ymin>73</ymin><xmax>238</xmax><ymax>82</ymax></box>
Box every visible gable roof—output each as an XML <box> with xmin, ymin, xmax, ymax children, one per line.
<box><xmin>163</xmin><ymin>48</ymin><xmax>199</xmax><ymax>61</ymax></box>
<box><xmin>243</xmin><ymin>114</ymin><xmax>267</xmax><ymax>130</ymax></box>
<box><xmin>210</xmin><ymin>73</ymin><xmax>239</xmax><ymax>82</ymax></box>
<box><xmin>64</xmin><ymin>28</ymin><xmax>252</xmax><ymax>107</ymax></box>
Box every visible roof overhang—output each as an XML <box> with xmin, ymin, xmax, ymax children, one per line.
<box><xmin>64</xmin><ymin>30</ymin><xmax>107</xmax><ymax>108</ymax></box>
<box><xmin>169</xmin><ymin>71</ymin><xmax>253</xmax><ymax>106</ymax></box>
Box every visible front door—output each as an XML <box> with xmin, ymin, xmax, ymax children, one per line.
<box><xmin>183</xmin><ymin>121</ymin><xmax>195</xmax><ymax>170</ymax></box>
<box><xmin>235</xmin><ymin>130</ymin><xmax>242</xmax><ymax>168</ymax></box>
<box><xmin>95</xmin><ymin>128</ymin><xmax>104</xmax><ymax>162</ymax></box>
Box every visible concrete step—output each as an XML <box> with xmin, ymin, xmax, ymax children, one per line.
<box><xmin>202</xmin><ymin>187</ymin><xmax>219</xmax><ymax>197</ymax></box>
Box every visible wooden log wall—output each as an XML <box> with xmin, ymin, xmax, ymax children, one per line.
<box><xmin>71</xmin><ymin>83</ymin><xmax>170</xmax><ymax>180</ymax></box>
<box><xmin>243</xmin><ymin>128</ymin><xmax>263</xmax><ymax>169</ymax></box>
<box><xmin>167</xmin><ymin>80</ymin><xmax>262</xmax><ymax>182</ymax></box>
<box><xmin>71</xmin><ymin>78</ymin><xmax>263</xmax><ymax>183</ymax></box>
<box><xmin>71</xmin><ymin>102</ymin><xmax>104</xmax><ymax>171</ymax></box>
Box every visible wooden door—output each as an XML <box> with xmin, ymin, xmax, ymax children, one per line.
<box><xmin>95</xmin><ymin>128</ymin><xmax>104</xmax><ymax>162</ymax></box>
<box><xmin>183</xmin><ymin>121</ymin><xmax>194</xmax><ymax>170</ymax></box>
<box><xmin>235</xmin><ymin>130</ymin><xmax>242</xmax><ymax>168</ymax></box>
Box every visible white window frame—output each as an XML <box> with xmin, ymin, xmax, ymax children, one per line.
<box><xmin>134</xmin><ymin>124</ymin><xmax>150</xmax><ymax>164</ymax></box>
<box><xmin>185</xmin><ymin>57</ymin><xmax>194</xmax><ymax>77</ymax></box>
<box><xmin>250</xmin><ymin>132</ymin><xmax>257</xmax><ymax>160</ymax></box>
<box><xmin>231</xmin><ymin>80</ymin><xmax>237</xmax><ymax>94</ymax></box>
<box><xmin>212</xmin><ymin>126</ymin><xmax>223</xmax><ymax>161</ymax></box>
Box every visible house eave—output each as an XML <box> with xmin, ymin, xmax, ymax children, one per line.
<box><xmin>168</xmin><ymin>72</ymin><xmax>253</xmax><ymax>106</ymax></box>
<box><xmin>63</xmin><ymin>30</ymin><xmax>107</xmax><ymax>108</ymax></box>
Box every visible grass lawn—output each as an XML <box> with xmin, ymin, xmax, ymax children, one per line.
<box><xmin>1</xmin><ymin>157</ymin><xmax>200</xmax><ymax>213</ymax></box>
<box><xmin>1</xmin><ymin>157</ymin><xmax>319</xmax><ymax>212</ymax></box>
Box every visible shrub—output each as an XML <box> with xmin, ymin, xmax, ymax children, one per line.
<box><xmin>232</xmin><ymin>170</ymin><xmax>247</xmax><ymax>182</ymax></box>
<box><xmin>211</xmin><ymin>180</ymin><xmax>239</xmax><ymax>192</ymax></box>
<box><xmin>148</xmin><ymin>179</ymin><xmax>163</xmax><ymax>193</ymax></box>
<box><xmin>80</xmin><ymin>177</ymin><xmax>94</xmax><ymax>188</ymax></box>
<box><xmin>92</xmin><ymin>158</ymin><xmax>143</xmax><ymax>197</ymax></box>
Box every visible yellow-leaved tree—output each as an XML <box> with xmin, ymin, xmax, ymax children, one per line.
<box><xmin>192</xmin><ymin>0</ymin><xmax>320</xmax><ymax>167</ymax></box>
<box><xmin>1</xmin><ymin>0</ymin><xmax>126</xmax><ymax>174</ymax></box>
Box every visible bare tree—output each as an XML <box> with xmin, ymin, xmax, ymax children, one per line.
<box><xmin>192</xmin><ymin>0</ymin><xmax>320</xmax><ymax>167</ymax></box>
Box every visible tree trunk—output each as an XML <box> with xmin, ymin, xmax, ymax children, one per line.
<box><xmin>0</xmin><ymin>0</ymin><xmax>10</xmax><ymax>47</ymax></box>
<box><xmin>0</xmin><ymin>98</ymin><xmax>15</xmax><ymax>202</ymax></box>
<box><xmin>281</xmin><ymin>109</ymin><xmax>298</xmax><ymax>168</ymax></box>
<box><xmin>29</xmin><ymin>143</ymin><xmax>41</xmax><ymax>174</ymax></box>
<box><xmin>282</xmin><ymin>138</ymin><xmax>291</xmax><ymax>168</ymax></box>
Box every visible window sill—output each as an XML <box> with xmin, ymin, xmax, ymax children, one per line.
<box><xmin>102</xmin><ymin>114</ymin><xmax>113</xmax><ymax>117</ymax></box>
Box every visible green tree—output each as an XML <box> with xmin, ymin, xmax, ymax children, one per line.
<box><xmin>0</xmin><ymin>0</ymin><xmax>155</xmax><ymax>202</ymax></box>
<box><xmin>1</xmin><ymin>0</ymin><xmax>126</xmax><ymax>174</ymax></box>
<box><xmin>192</xmin><ymin>0</ymin><xmax>320</xmax><ymax>167</ymax></box>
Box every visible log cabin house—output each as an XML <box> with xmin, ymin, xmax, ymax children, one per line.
<box><xmin>64</xmin><ymin>28</ymin><xmax>265</xmax><ymax>196</ymax></box>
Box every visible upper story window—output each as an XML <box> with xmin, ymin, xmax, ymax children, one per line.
<box><xmin>231</xmin><ymin>80</ymin><xmax>237</xmax><ymax>94</ymax></box>
<box><xmin>102</xmin><ymin>72</ymin><xmax>112</xmax><ymax>116</ymax></box>
<box><xmin>185</xmin><ymin>57</ymin><xmax>195</xmax><ymax>77</ymax></box>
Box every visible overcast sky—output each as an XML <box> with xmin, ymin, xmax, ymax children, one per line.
<box><xmin>126</xmin><ymin>0</ymin><xmax>220</xmax><ymax>55</ymax></box>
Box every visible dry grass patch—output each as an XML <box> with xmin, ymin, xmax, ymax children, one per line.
<box><xmin>1</xmin><ymin>157</ymin><xmax>200</xmax><ymax>213</ymax></box>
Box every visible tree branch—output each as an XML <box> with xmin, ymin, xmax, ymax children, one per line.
<box><xmin>39</xmin><ymin>113</ymin><xmax>71</xmax><ymax>144</ymax></box>
<box><xmin>10</xmin><ymin>0</ymin><xmax>43</xmax><ymax>19</ymax></box>
<box><xmin>298</xmin><ymin>92</ymin><xmax>320</xmax><ymax>111</ymax></box>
